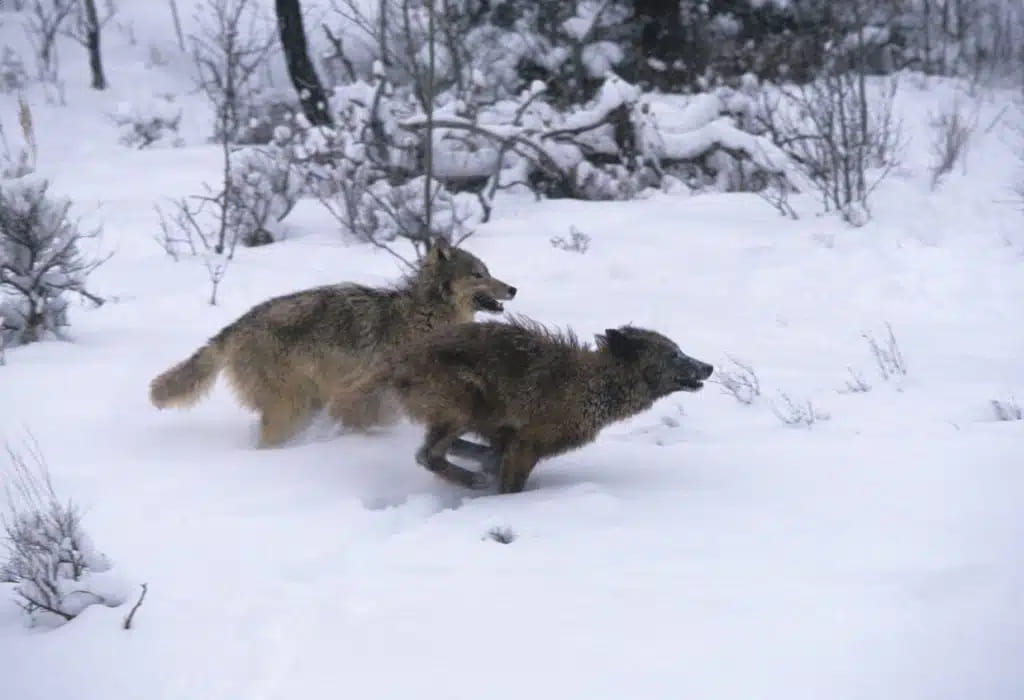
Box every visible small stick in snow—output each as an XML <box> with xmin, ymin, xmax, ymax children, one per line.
<box><xmin>122</xmin><ymin>583</ymin><xmax>148</xmax><ymax>630</ymax></box>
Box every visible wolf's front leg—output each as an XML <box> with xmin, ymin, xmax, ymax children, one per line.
<box><xmin>497</xmin><ymin>439</ymin><xmax>538</xmax><ymax>494</ymax></box>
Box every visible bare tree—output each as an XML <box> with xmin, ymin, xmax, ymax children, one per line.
<box><xmin>189</xmin><ymin>0</ymin><xmax>279</xmax><ymax>143</ymax></box>
<box><xmin>274</xmin><ymin>0</ymin><xmax>333</xmax><ymax>126</ymax></box>
<box><xmin>155</xmin><ymin>187</ymin><xmax>238</xmax><ymax>306</ymax></box>
<box><xmin>759</xmin><ymin>69</ymin><xmax>903</xmax><ymax>225</ymax></box>
<box><xmin>316</xmin><ymin>171</ymin><xmax>476</xmax><ymax>268</ymax></box>
<box><xmin>167</xmin><ymin>0</ymin><xmax>186</xmax><ymax>51</ymax></box>
<box><xmin>328</xmin><ymin>0</ymin><xmax>488</xmax><ymax>110</ymax></box>
<box><xmin>25</xmin><ymin>0</ymin><xmax>77</xmax><ymax>81</ymax></box>
<box><xmin>423</xmin><ymin>0</ymin><xmax>435</xmax><ymax>234</ymax></box>
<box><xmin>71</xmin><ymin>0</ymin><xmax>110</xmax><ymax>89</ymax></box>
<box><xmin>153</xmin><ymin>115</ymin><xmax>302</xmax><ymax>303</ymax></box>
<box><xmin>153</xmin><ymin>113</ymin><xmax>247</xmax><ymax>306</ymax></box>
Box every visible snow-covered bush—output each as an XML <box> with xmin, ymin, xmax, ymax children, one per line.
<box><xmin>716</xmin><ymin>355</ymin><xmax>762</xmax><ymax>405</ymax></box>
<box><xmin>215</xmin><ymin>50</ymin><xmax>811</xmax><ymax>248</ymax></box>
<box><xmin>550</xmin><ymin>225</ymin><xmax>590</xmax><ymax>253</ymax></box>
<box><xmin>154</xmin><ymin>132</ymin><xmax>298</xmax><ymax>301</ymax></box>
<box><xmin>0</xmin><ymin>47</ymin><xmax>29</xmax><ymax>93</ymax></box>
<box><xmin>109</xmin><ymin>94</ymin><xmax>184</xmax><ymax>149</ymax></box>
<box><xmin>838</xmin><ymin>367</ymin><xmax>872</xmax><ymax>394</ymax></box>
<box><xmin>319</xmin><ymin>172</ymin><xmax>478</xmax><ymax>262</ymax></box>
<box><xmin>153</xmin><ymin>101</ymin><xmax>329</xmax><ymax>254</ymax></box>
<box><xmin>226</xmin><ymin>137</ymin><xmax>304</xmax><ymax>246</ymax></box>
<box><xmin>0</xmin><ymin>177</ymin><xmax>107</xmax><ymax>347</ymax></box>
<box><xmin>233</xmin><ymin>89</ymin><xmax>301</xmax><ymax>145</ymax></box>
<box><xmin>1</xmin><ymin>437</ymin><xmax>123</xmax><ymax>627</ymax></box>
<box><xmin>399</xmin><ymin>74</ymin><xmax>806</xmax><ymax>206</ymax></box>
<box><xmin>863</xmin><ymin>322</ymin><xmax>907</xmax><ymax>382</ymax></box>
<box><xmin>233</xmin><ymin>73</ymin><xmax>477</xmax><ymax>259</ymax></box>
<box><xmin>282</xmin><ymin>76</ymin><xmax>412</xmax><ymax>197</ymax></box>
<box><xmin>990</xmin><ymin>397</ymin><xmax>1022</xmax><ymax>421</ymax></box>
<box><xmin>771</xmin><ymin>391</ymin><xmax>831</xmax><ymax>428</ymax></box>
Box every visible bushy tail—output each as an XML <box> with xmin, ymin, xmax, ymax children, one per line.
<box><xmin>149</xmin><ymin>342</ymin><xmax>224</xmax><ymax>410</ymax></box>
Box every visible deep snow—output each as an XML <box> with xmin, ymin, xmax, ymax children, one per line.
<box><xmin>1</xmin><ymin>5</ymin><xmax>1023</xmax><ymax>699</ymax></box>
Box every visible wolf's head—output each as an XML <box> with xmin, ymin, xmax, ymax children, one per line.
<box><xmin>421</xmin><ymin>238</ymin><xmax>517</xmax><ymax>314</ymax></box>
<box><xmin>596</xmin><ymin>325</ymin><xmax>714</xmax><ymax>399</ymax></box>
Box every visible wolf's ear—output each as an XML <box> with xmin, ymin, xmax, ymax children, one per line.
<box><xmin>427</xmin><ymin>237</ymin><xmax>452</xmax><ymax>261</ymax></box>
<box><xmin>603</xmin><ymin>328</ymin><xmax>641</xmax><ymax>361</ymax></box>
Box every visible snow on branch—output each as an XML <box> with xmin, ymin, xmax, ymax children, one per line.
<box><xmin>396</xmin><ymin>74</ymin><xmax>808</xmax><ymax>201</ymax></box>
<box><xmin>643</xmin><ymin>115</ymin><xmax>811</xmax><ymax>191</ymax></box>
<box><xmin>0</xmin><ymin>176</ymin><xmax>109</xmax><ymax>348</ymax></box>
<box><xmin>2</xmin><ymin>433</ymin><xmax>127</xmax><ymax>627</ymax></box>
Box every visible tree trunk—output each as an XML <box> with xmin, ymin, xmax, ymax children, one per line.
<box><xmin>424</xmin><ymin>0</ymin><xmax>435</xmax><ymax>236</ymax></box>
<box><xmin>168</xmin><ymin>0</ymin><xmax>186</xmax><ymax>52</ymax></box>
<box><xmin>274</xmin><ymin>0</ymin><xmax>333</xmax><ymax>126</ymax></box>
<box><xmin>633</xmin><ymin>0</ymin><xmax>691</xmax><ymax>90</ymax></box>
<box><xmin>82</xmin><ymin>0</ymin><xmax>107</xmax><ymax>89</ymax></box>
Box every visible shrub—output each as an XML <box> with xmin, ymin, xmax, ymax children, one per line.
<box><xmin>1</xmin><ymin>436</ymin><xmax>122</xmax><ymax>627</ymax></box>
<box><xmin>0</xmin><ymin>177</ymin><xmax>108</xmax><ymax>347</ymax></box>
<box><xmin>109</xmin><ymin>94</ymin><xmax>184</xmax><ymax>149</ymax></box>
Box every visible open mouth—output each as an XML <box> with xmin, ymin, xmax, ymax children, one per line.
<box><xmin>677</xmin><ymin>378</ymin><xmax>705</xmax><ymax>392</ymax></box>
<box><xmin>472</xmin><ymin>293</ymin><xmax>504</xmax><ymax>313</ymax></box>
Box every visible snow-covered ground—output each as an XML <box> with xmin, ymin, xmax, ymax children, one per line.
<box><xmin>1</xmin><ymin>6</ymin><xmax>1023</xmax><ymax>699</ymax></box>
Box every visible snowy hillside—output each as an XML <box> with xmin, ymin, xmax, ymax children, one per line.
<box><xmin>1</xmin><ymin>2</ymin><xmax>1023</xmax><ymax>699</ymax></box>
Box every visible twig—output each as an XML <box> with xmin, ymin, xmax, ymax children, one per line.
<box><xmin>122</xmin><ymin>582</ymin><xmax>148</xmax><ymax>630</ymax></box>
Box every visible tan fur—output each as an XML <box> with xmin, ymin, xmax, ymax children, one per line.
<box><xmin>149</xmin><ymin>343</ymin><xmax>222</xmax><ymax>409</ymax></box>
<box><xmin>332</xmin><ymin>315</ymin><xmax>715</xmax><ymax>493</ymax></box>
<box><xmin>148</xmin><ymin>240</ymin><xmax>516</xmax><ymax>447</ymax></box>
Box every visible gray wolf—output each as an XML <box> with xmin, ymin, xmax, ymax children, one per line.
<box><xmin>148</xmin><ymin>239</ymin><xmax>517</xmax><ymax>446</ymax></box>
<box><xmin>334</xmin><ymin>316</ymin><xmax>714</xmax><ymax>493</ymax></box>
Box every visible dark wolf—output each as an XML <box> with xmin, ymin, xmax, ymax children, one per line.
<box><xmin>148</xmin><ymin>239</ymin><xmax>517</xmax><ymax>446</ymax></box>
<box><xmin>334</xmin><ymin>316</ymin><xmax>714</xmax><ymax>494</ymax></box>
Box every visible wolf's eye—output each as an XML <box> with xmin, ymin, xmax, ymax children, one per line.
<box><xmin>471</xmin><ymin>271</ymin><xmax>484</xmax><ymax>279</ymax></box>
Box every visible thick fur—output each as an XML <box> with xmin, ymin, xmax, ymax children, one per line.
<box><xmin>148</xmin><ymin>239</ymin><xmax>516</xmax><ymax>447</ymax></box>
<box><xmin>333</xmin><ymin>315</ymin><xmax>714</xmax><ymax>493</ymax></box>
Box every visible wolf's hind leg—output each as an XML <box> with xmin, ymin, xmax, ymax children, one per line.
<box><xmin>416</xmin><ymin>425</ymin><xmax>493</xmax><ymax>490</ymax></box>
<box><xmin>257</xmin><ymin>388</ymin><xmax>319</xmax><ymax>447</ymax></box>
<box><xmin>448</xmin><ymin>437</ymin><xmax>501</xmax><ymax>473</ymax></box>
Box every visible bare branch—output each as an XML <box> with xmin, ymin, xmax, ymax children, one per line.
<box><xmin>122</xmin><ymin>582</ymin><xmax>149</xmax><ymax>629</ymax></box>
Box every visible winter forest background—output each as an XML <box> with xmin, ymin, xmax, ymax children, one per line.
<box><xmin>2</xmin><ymin>0</ymin><xmax>1024</xmax><ymax>341</ymax></box>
